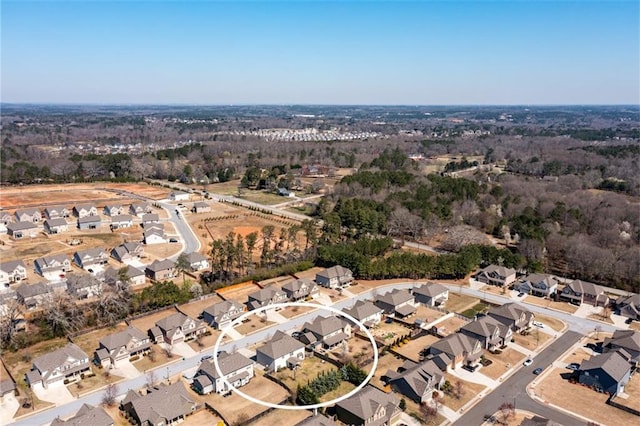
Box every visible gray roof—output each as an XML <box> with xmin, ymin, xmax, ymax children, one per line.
<box><xmin>78</xmin><ymin>215</ymin><xmax>101</xmax><ymax>224</ymax></box>
<box><xmin>580</xmin><ymin>350</ymin><xmax>632</xmax><ymax>382</ymax></box>
<box><xmin>35</xmin><ymin>254</ymin><xmax>69</xmax><ymax>269</ymax></box>
<box><xmin>248</xmin><ymin>286</ymin><xmax>287</xmax><ymax>303</ymax></box>
<box><xmin>522</xmin><ymin>273</ymin><xmax>555</xmax><ymax>286</ymax></box>
<box><xmin>479</xmin><ymin>264</ymin><xmax>515</xmax><ymax>277</ymax></box>
<box><xmin>413</xmin><ymin>283</ymin><xmax>448</xmax><ymax>298</ymax></box>
<box><xmin>317</xmin><ymin>265</ymin><xmax>352</xmax><ymax>280</ymax></box>
<box><xmin>386</xmin><ymin>359</ymin><xmax>443</xmax><ymax>399</ymax></box>
<box><xmin>156</xmin><ymin>312</ymin><xmax>200</xmax><ymax>334</ymax></box>
<box><xmin>141</xmin><ymin>213</ymin><xmax>159</xmax><ymax>222</ymax></box>
<box><xmin>146</xmin><ymin>259</ymin><xmax>176</xmax><ymax>272</ymax></box>
<box><xmin>0</xmin><ymin>379</ymin><xmax>16</xmax><ymax>395</ymax></box>
<box><xmin>110</xmin><ymin>214</ymin><xmax>132</xmax><ymax>222</ymax></box>
<box><xmin>282</xmin><ymin>278</ymin><xmax>316</xmax><ymax>294</ymax></box>
<box><xmin>303</xmin><ymin>316</ymin><xmax>347</xmax><ymax>338</ymax></box>
<box><xmin>99</xmin><ymin>326</ymin><xmax>148</xmax><ymax>352</ymax></box>
<box><xmin>16</xmin><ymin>282</ymin><xmax>49</xmax><ymax>298</ymax></box>
<box><xmin>336</xmin><ymin>385</ymin><xmax>399</xmax><ymax>423</ymax></box>
<box><xmin>44</xmin><ymin>205</ymin><xmax>67</xmax><ymax>214</ymax></box>
<box><xmin>126</xmin><ymin>382</ymin><xmax>195</xmax><ymax>425</ymax></box>
<box><xmin>460</xmin><ymin>315</ymin><xmax>508</xmax><ymax>338</ymax></box>
<box><xmin>45</xmin><ymin>218</ymin><xmax>68</xmax><ymax>227</ymax></box>
<box><xmin>376</xmin><ymin>289</ymin><xmax>414</xmax><ymax>307</ymax></box>
<box><xmin>130</xmin><ymin>202</ymin><xmax>149</xmax><ymax>211</ymax></box>
<box><xmin>604</xmin><ymin>330</ymin><xmax>640</xmax><ymax>355</ymax></box>
<box><xmin>15</xmin><ymin>208</ymin><xmax>41</xmax><ymax>217</ymax></box>
<box><xmin>74</xmin><ymin>203</ymin><xmax>96</xmax><ymax>211</ymax></box>
<box><xmin>7</xmin><ymin>221</ymin><xmax>38</xmax><ymax>231</ymax></box>
<box><xmin>0</xmin><ymin>259</ymin><xmax>27</xmax><ymax>273</ymax></box>
<box><xmin>50</xmin><ymin>404</ymin><xmax>114</xmax><ymax>426</ymax></box>
<box><xmin>429</xmin><ymin>333</ymin><xmax>480</xmax><ymax>359</ymax></box>
<box><xmin>198</xmin><ymin>352</ymin><xmax>253</xmax><ymax>379</ymax></box>
<box><xmin>111</xmin><ymin>242</ymin><xmax>142</xmax><ymax>260</ymax></box>
<box><xmin>296</xmin><ymin>414</ymin><xmax>338</xmax><ymax>426</ymax></box>
<box><xmin>193</xmin><ymin>201</ymin><xmax>208</xmax><ymax>208</ymax></box>
<box><xmin>32</xmin><ymin>343</ymin><xmax>89</xmax><ymax>375</ymax></box>
<box><xmin>343</xmin><ymin>300</ymin><xmax>383</xmax><ymax>321</ymax></box>
<box><xmin>74</xmin><ymin>247</ymin><xmax>106</xmax><ymax>261</ymax></box>
<box><xmin>257</xmin><ymin>330</ymin><xmax>305</xmax><ymax>360</ymax></box>
<box><xmin>203</xmin><ymin>300</ymin><xmax>244</xmax><ymax>320</ymax></box>
<box><xmin>488</xmin><ymin>303</ymin><xmax>533</xmax><ymax>322</ymax></box>
<box><xmin>186</xmin><ymin>252</ymin><xmax>207</xmax><ymax>264</ymax></box>
<box><xmin>565</xmin><ymin>280</ymin><xmax>605</xmax><ymax>297</ymax></box>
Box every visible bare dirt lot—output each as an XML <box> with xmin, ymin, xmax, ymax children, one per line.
<box><xmin>414</xmin><ymin>305</ymin><xmax>447</xmax><ymax>323</ymax></box>
<box><xmin>536</xmin><ymin>367</ymin><xmax>638</xmax><ymax>426</ymax></box>
<box><xmin>178</xmin><ymin>295</ymin><xmax>224</xmax><ymax>319</ymax></box>
<box><xmin>216</xmin><ymin>281</ymin><xmax>261</xmax><ymax>306</ymax></box>
<box><xmin>293</xmin><ymin>266</ymin><xmax>323</xmax><ymax>280</ymax></box>
<box><xmin>393</xmin><ymin>334</ymin><xmax>441</xmax><ymax>362</ymax></box>
<box><xmin>181</xmin><ymin>408</ymin><xmax>224</xmax><ymax>426</ymax></box>
<box><xmin>434</xmin><ymin>315</ymin><xmax>471</xmax><ymax>336</ymax></box>
<box><xmin>129</xmin><ymin>306</ymin><xmax>180</xmax><ymax>332</ymax></box>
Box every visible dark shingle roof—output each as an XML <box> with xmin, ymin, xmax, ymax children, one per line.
<box><xmin>257</xmin><ymin>330</ymin><xmax>305</xmax><ymax>360</ymax></box>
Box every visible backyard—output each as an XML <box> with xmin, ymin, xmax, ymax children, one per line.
<box><xmin>446</xmin><ymin>293</ymin><xmax>481</xmax><ymax>313</ymax></box>
<box><xmin>215</xmin><ymin>281</ymin><xmax>262</xmax><ymax>305</ymax></box>
<box><xmin>177</xmin><ymin>296</ymin><xmax>224</xmax><ymax>319</ymax></box>
<box><xmin>392</xmin><ymin>333</ymin><xmax>441</xmax><ymax>362</ymax></box>
<box><xmin>370</xmin><ymin>321</ymin><xmax>412</xmax><ymax>345</ymax></box>
<box><xmin>368</xmin><ymin>353</ymin><xmax>406</xmax><ymax>389</ymax></box>
<box><xmin>273</xmin><ymin>355</ymin><xmax>337</xmax><ymax>391</ymax></box>
<box><xmin>248</xmin><ymin>408</ymin><xmax>311</xmax><ymax>426</ymax></box>
<box><xmin>70</xmin><ymin>322</ymin><xmax>129</xmax><ymax>357</ymax></box>
<box><xmin>129</xmin><ymin>307</ymin><xmax>180</xmax><ymax>333</ymax></box>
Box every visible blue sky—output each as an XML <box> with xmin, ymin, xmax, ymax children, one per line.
<box><xmin>1</xmin><ymin>1</ymin><xmax>638</xmax><ymax>104</ymax></box>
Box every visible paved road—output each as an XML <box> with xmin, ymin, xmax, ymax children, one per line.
<box><xmin>157</xmin><ymin>200</ymin><xmax>201</xmax><ymax>259</ymax></box>
<box><xmin>454</xmin><ymin>331</ymin><xmax>584</xmax><ymax>425</ymax></box>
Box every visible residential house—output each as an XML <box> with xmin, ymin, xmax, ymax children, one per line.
<box><xmin>424</xmin><ymin>332</ymin><xmax>483</xmax><ymax>370</ymax></box>
<box><xmin>68</xmin><ymin>275</ymin><xmax>102</xmax><ymax>299</ymax></box>
<box><xmin>578</xmin><ymin>350</ymin><xmax>633</xmax><ymax>395</ymax></box>
<box><xmin>487</xmin><ymin>303</ymin><xmax>534</xmax><ymax>332</ymax></box>
<box><xmin>517</xmin><ymin>273</ymin><xmax>557</xmax><ymax>297</ymax></box>
<box><xmin>295</xmin><ymin>414</ymin><xmax>338</xmax><ymax>426</ymax></box>
<box><xmin>191</xmin><ymin>201</ymin><xmax>211</xmax><ymax>213</ymax></box>
<box><xmin>412</xmin><ymin>283</ymin><xmax>449</xmax><ymax>307</ymax></box>
<box><xmin>256</xmin><ymin>330</ymin><xmax>306</xmax><ymax>371</ymax></box>
<box><xmin>14</xmin><ymin>208</ymin><xmax>42</xmax><ymax>223</ymax></box>
<box><xmin>193</xmin><ymin>352</ymin><xmax>254</xmax><ymax>394</ymax></box>
<box><xmin>247</xmin><ymin>286</ymin><xmax>289</xmax><ymax>310</ymax></box>
<box><xmin>185</xmin><ymin>252</ymin><xmax>209</xmax><ymax>271</ymax></box>
<box><xmin>129</xmin><ymin>202</ymin><xmax>151</xmax><ymax>217</ymax></box>
<box><xmin>16</xmin><ymin>283</ymin><xmax>52</xmax><ymax>309</ymax></box>
<box><xmin>44</xmin><ymin>205</ymin><xmax>69</xmax><ymax>220</ymax></box>
<box><xmin>151</xmin><ymin>312</ymin><xmax>206</xmax><ymax>345</ymax></box>
<box><xmin>302</xmin><ymin>315</ymin><xmax>352</xmax><ymax>350</ymax></box>
<box><xmin>94</xmin><ymin>326</ymin><xmax>151</xmax><ymax>368</ymax></box>
<box><xmin>77</xmin><ymin>215</ymin><xmax>102</xmax><ymax>230</ymax></box>
<box><xmin>111</xmin><ymin>242</ymin><xmax>144</xmax><ymax>264</ymax></box>
<box><xmin>603</xmin><ymin>330</ymin><xmax>640</xmax><ymax>367</ymax></box>
<box><xmin>73</xmin><ymin>204</ymin><xmax>98</xmax><ymax>218</ymax></box>
<box><xmin>169</xmin><ymin>191</ymin><xmax>190</xmax><ymax>201</ymax></box>
<box><xmin>0</xmin><ymin>211</ymin><xmax>13</xmax><ymax>225</ymax></box>
<box><xmin>109</xmin><ymin>214</ymin><xmax>134</xmax><ymax>230</ymax></box>
<box><xmin>121</xmin><ymin>266</ymin><xmax>146</xmax><ymax>287</ymax></box>
<box><xmin>202</xmin><ymin>300</ymin><xmax>245</xmax><ymax>330</ymax></box>
<box><xmin>560</xmin><ymin>280</ymin><xmax>609</xmax><ymax>307</ymax></box>
<box><xmin>7</xmin><ymin>221</ymin><xmax>39</xmax><ymax>239</ymax></box>
<box><xmin>315</xmin><ymin>265</ymin><xmax>353</xmax><ymax>289</ymax></box>
<box><xmin>34</xmin><ymin>254</ymin><xmax>71</xmax><ymax>279</ymax></box>
<box><xmin>0</xmin><ymin>379</ymin><xmax>17</xmax><ymax>402</ymax></box>
<box><xmin>104</xmin><ymin>265</ymin><xmax>146</xmax><ymax>288</ymax></box>
<box><xmin>334</xmin><ymin>385</ymin><xmax>401</xmax><ymax>426</ymax></box>
<box><xmin>120</xmin><ymin>382</ymin><xmax>196</xmax><ymax>426</ymax></box>
<box><xmin>73</xmin><ymin>248</ymin><xmax>108</xmax><ymax>270</ymax></box>
<box><xmin>384</xmin><ymin>359</ymin><xmax>445</xmax><ymax>404</ymax></box>
<box><xmin>282</xmin><ymin>278</ymin><xmax>319</xmax><ymax>301</ymax></box>
<box><xmin>475</xmin><ymin>265</ymin><xmax>517</xmax><ymax>288</ymax></box>
<box><xmin>145</xmin><ymin>259</ymin><xmax>176</xmax><ymax>281</ymax></box>
<box><xmin>375</xmin><ymin>289</ymin><xmax>416</xmax><ymax>318</ymax></box>
<box><xmin>26</xmin><ymin>343</ymin><xmax>91</xmax><ymax>389</ymax></box>
<box><xmin>44</xmin><ymin>218</ymin><xmax>69</xmax><ymax>234</ymax></box>
<box><xmin>50</xmin><ymin>404</ymin><xmax>114</xmax><ymax>426</ymax></box>
<box><xmin>0</xmin><ymin>260</ymin><xmax>28</xmax><ymax>286</ymax></box>
<box><xmin>103</xmin><ymin>204</ymin><xmax>124</xmax><ymax>216</ymax></box>
<box><xmin>343</xmin><ymin>300</ymin><xmax>384</xmax><ymax>328</ymax></box>
<box><xmin>459</xmin><ymin>315</ymin><xmax>513</xmax><ymax>351</ymax></box>
<box><xmin>141</xmin><ymin>213</ymin><xmax>160</xmax><ymax>225</ymax></box>
<box><xmin>143</xmin><ymin>227</ymin><xmax>167</xmax><ymax>244</ymax></box>
<box><xmin>615</xmin><ymin>293</ymin><xmax>640</xmax><ymax>321</ymax></box>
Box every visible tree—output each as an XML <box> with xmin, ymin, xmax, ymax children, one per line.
<box><xmin>498</xmin><ymin>401</ymin><xmax>515</xmax><ymax>424</ymax></box>
<box><xmin>399</xmin><ymin>398</ymin><xmax>406</xmax><ymax>411</ymax></box>
<box><xmin>245</xmin><ymin>231</ymin><xmax>259</xmax><ymax>272</ymax></box>
<box><xmin>454</xmin><ymin>380</ymin><xmax>465</xmax><ymax>400</ymax></box>
<box><xmin>102</xmin><ymin>383</ymin><xmax>118</xmax><ymax>407</ymax></box>
<box><xmin>260</xmin><ymin>225</ymin><xmax>275</xmax><ymax>267</ymax></box>
<box><xmin>420</xmin><ymin>403</ymin><xmax>437</xmax><ymax>423</ymax></box>
<box><xmin>175</xmin><ymin>253</ymin><xmax>191</xmax><ymax>284</ymax></box>
<box><xmin>0</xmin><ymin>298</ymin><xmax>23</xmax><ymax>347</ymax></box>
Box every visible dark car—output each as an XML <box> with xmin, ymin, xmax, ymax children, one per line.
<box><xmin>169</xmin><ymin>237</ymin><xmax>178</xmax><ymax>243</ymax></box>
<box><xmin>533</xmin><ymin>367</ymin><xmax>543</xmax><ymax>375</ymax></box>
<box><xmin>566</xmin><ymin>363</ymin><xmax>580</xmax><ymax>370</ymax></box>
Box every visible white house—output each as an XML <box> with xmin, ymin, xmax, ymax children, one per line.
<box><xmin>44</xmin><ymin>218</ymin><xmax>69</xmax><ymax>234</ymax></box>
<box><xmin>103</xmin><ymin>204</ymin><xmax>124</xmax><ymax>216</ymax></box>
<box><xmin>169</xmin><ymin>191</ymin><xmax>190</xmax><ymax>201</ymax></box>
<box><xmin>193</xmin><ymin>352</ymin><xmax>254</xmax><ymax>395</ymax></box>
<box><xmin>343</xmin><ymin>300</ymin><xmax>384</xmax><ymax>327</ymax></box>
<box><xmin>34</xmin><ymin>254</ymin><xmax>71</xmax><ymax>280</ymax></box>
<box><xmin>7</xmin><ymin>221</ymin><xmax>39</xmax><ymax>239</ymax></box>
<box><xmin>256</xmin><ymin>330</ymin><xmax>306</xmax><ymax>372</ymax></box>
<box><xmin>0</xmin><ymin>260</ymin><xmax>28</xmax><ymax>287</ymax></box>
<box><xmin>412</xmin><ymin>283</ymin><xmax>449</xmax><ymax>307</ymax></box>
<box><xmin>143</xmin><ymin>228</ymin><xmax>167</xmax><ymax>245</ymax></box>
<box><xmin>26</xmin><ymin>343</ymin><xmax>91</xmax><ymax>389</ymax></box>
<box><xmin>109</xmin><ymin>214</ymin><xmax>134</xmax><ymax>230</ymax></box>
<box><xmin>185</xmin><ymin>252</ymin><xmax>209</xmax><ymax>271</ymax></box>
<box><xmin>315</xmin><ymin>265</ymin><xmax>353</xmax><ymax>289</ymax></box>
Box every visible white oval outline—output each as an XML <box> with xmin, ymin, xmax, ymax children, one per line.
<box><xmin>213</xmin><ymin>301</ymin><xmax>379</xmax><ymax>410</ymax></box>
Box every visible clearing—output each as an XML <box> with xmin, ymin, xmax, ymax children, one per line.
<box><xmin>446</xmin><ymin>293</ymin><xmax>481</xmax><ymax>313</ymax></box>
<box><xmin>393</xmin><ymin>334</ymin><xmax>441</xmax><ymax>362</ymax></box>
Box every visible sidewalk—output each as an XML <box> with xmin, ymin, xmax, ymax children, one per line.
<box><xmin>448</xmin><ymin>367</ymin><xmax>498</xmax><ymax>388</ymax></box>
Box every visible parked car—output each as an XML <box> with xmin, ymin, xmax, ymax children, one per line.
<box><xmin>566</xmin><ymin>363</ymin><xmax>580</xmax><ymax>370</ymax></box>
<box><xmin>523</xmin><ymin>358</ymin><xmax>533</xmax><ymax>366</ymax></box>
<box><xmin>533</xmin><ymin>367</ymin><xmax>543</xmax><ymax>375</ymax></box>
<box><xmin>169</xmin><ymin>237</ymin><xmax>178</xmax><ymax>243</ymax></box>
<box><xmin>201</xmin><ymin>355</ymin><xmax>213</xmax><ymax>362</ymax></box>
<box><xmin>533</xmin><ymin>321</ymin><xmax>544</xmax><ymax>328</ymax></box>
<box><xmin>518</xmin><ymin>292</ymin><xmax>526</xmax><ymax>297</ymax></box>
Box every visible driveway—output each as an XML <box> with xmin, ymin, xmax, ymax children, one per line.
<box><xmin>109</xmin><ymin>360</ymin><xmax>140</xmax><ymax>379</ymax></box>
<box><xmin>0</xmin><ymin>393</ymin><xmax>19</xmax><ymax>425</ymax></box>
<box><xmin>313</xmin><ymin>293</ymin><xmax>333</xmax><ymax>306</ymax></box>
<box><xmin>161</xmin><ymin>342</ymin><xmax>196</xmax><ymax>358</ymax></box>
<box><xmin>448</xmin><ymin>368</ymin><xmax>499</xmax><ymax>389</ymax></box>
<box><xmin>573</xmin><ymin>304</ymin><xmax>601</xmax><ymax>319</ymax></box>
<box><xmin>33</xmin><ymin>381</ymin><xmax>74</xmax><ymax>405</ymax></box>
<box><xmin>266</xmin><ymin>310</ymin><xmax>288</xmax><ymax>324</ymax></box>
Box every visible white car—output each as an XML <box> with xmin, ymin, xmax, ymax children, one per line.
<box><xmin>533</xmin><ymin>321</ymin><xmax>544</xmax><ymax>328</ymax></box>
<box><xmin>523</xmin><ymin>358</ymin><xmax>533</xmax><ymax>366</ymax></box>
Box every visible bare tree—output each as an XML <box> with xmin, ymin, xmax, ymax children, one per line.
<box><xmin>497</xmin><ymin>401</ymin><xmax>515</xmax><ymax>424</ymax></box>
<box><xmin>454</xmin><ymin>380</ymin><xmax>465</xmax><ymax>400</ymax></box>
<box><xmin>146</xmin><ymin>370</ymin><xmax>157</xmax><ymax>389</ymax></box>
<box><xmin>102</xmin><ymin>383</ymin><xmax>118</xmax><ymax>407</ymax></box>
<box><xmin>0</xmin><ymin>298</ymin><xmax>23</xmax><ymax>347</ymax></box>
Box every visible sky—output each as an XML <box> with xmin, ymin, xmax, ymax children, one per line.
<box><xmin>1</xmin><ymin>0</ymin><xmax>639</xmax><ymax>105</ymax></box>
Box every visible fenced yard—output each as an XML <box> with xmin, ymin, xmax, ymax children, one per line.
<box><xmin>273</xmin><ymin>355</ymin><xmax>337</xmax><ymax>391</ymax></box>
<box><xmin>71</xmin><ymin>322</ymin><xmax>129</xmax><ymax>357</ymax></box>
<box><xmin>446</xmin><ymin>293</ymin><xmax>481</xmax><ymax>313</ymax></box>
<box><xmin>393</xmin><ymin>334</ymin><xmax>441</xmax><ymax>362</ymax></box>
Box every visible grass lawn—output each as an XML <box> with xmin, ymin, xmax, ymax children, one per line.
<box><xmin>537</xmin><ymin>367</ymin><xmax>637</xmax><ymax>426</ymax></box>
<box><xmin>103</xmin><ymin>404</ymin><xmax>132</xmax><ymax>426</ymax></box>
<box><xmin>512</xmin><ymin>329</ymin><xmax>551</xmax><ymax>351</ymax></box>
<box><xmin>447</xmin><ymin>293</ymin><xmax>481</xmax><ymax>313</ymax></box>
<box><xmin>533</xmin><ymin>314</ymin><xmax>565</xmax><ymax>332</ymax></box>
<box><xmin>587</xmin><ymin>313</ymin><xmax>615</xmax><ymax>324</ymax></box>
<box><xmin>400</xmin><ymin>395</ymin><xmax>447</xmax><ymax>426</ymax></box>
<box><xmin>345</xmin><ymin>283</ymin><xmax>368</xmax><ymax>294</ymax></box>
<box><xmin>274</xmin><ymin>356</ymin><xmax>337</xmax><ymax>391</ymax></box>
<box><xmin>369</xmin><ymin>354</ymin><xmax>406</xmax><ymax>389</ymax></box>
<box><xmin>393</xmin><ymin>334</ymin><xmax>441</xmax><ymax>362</ymax></box>
<box><xmin>524</xmin><ymin>297</ymin><xmax>578</xmax><ymax>314</ymax></box>
<box><xmin>238</xmin><ymin>191</ymin><xmax>286</xmax><ymax>205</ymax></box>
<box><xmin>249</xmin><ymin>407</ymin><xmax>311</xmax><ymax>426</ymax></box>
<box><xmin>617</xmin><ymin>372</ymin><xmax>640</xmax><ymax>412</ymax></box>
<box><xmin>187</xmin><ymin>330</ymin><xmax>228</xmax><ymax>352</ymax></box>
<box><xmin>460</xmin><ymin>302</ymin><xmax>494</xmax><ymax>319</ymax></box>
<box><xmin>481</xmin><ymin>347</ymin><xmax>527</xmax><ymax>380</ymax></box>
<box><xmin>133</xmin><ymin>346</ymin><xmax>175</xmax><ymax>372</ymax></box>
<box><xmin>68</xmin><ymin>367</ymin><xmax>123</xmax><ymax>397</ymax></box>
<box><xmin>178</xmin><ymin>296</ymin><xmax>224</xmax><ymax>319</ymax></box>
<box><xmin>319</xmin><ymin>381</ymin><xmax>357</xmax><ymax>402</ymax></box>
<box><xmin>234</xmin><ymin>315</ymin><xmax>275</xmax><ymax>335</ymax></box>
<box><xmin>71</xmin><ymin>322</ymin><xmax>129</xmax><ymax>356</ymax></box>
<box><xmin>442</xmin><ymin>374</ymin><xmax>486</xmax><ymax>411</ymax></box>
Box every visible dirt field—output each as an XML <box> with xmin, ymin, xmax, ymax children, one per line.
<box><xmin>393</xmin><ymin>334</ymin><xmax>441</xmax><ymax>362</ymax></box>
<box><xmin>371</xmin><ymin>321</ymin><xmax>412</xmax><ymax>344</ymax></box>
<box><xmin>414</xmin><ymin>305</ymin><xmax>447</xmax><ymax>323</ymax></box>
<box><xmin>524</xmin><ymin>297</ymin><xmax>578</xmax><ymax>314</ymax></box>
<box><xmin>129</xmin><ymin>306</ymin><xmax>180</xmax><ymax>332</ymax></box>
<box><xmin>178</xmin><ymin>295</ymin><xmax>224</xmax><ymax>319</ymax></box>
<box><xmin>216</xmin><ymin>281</ymin><xmax>262</xmax><ymax>305</ymax></box>
<box><xmin>279</xmin><ymin>305</ymin><xmax>314</xmax><ymax>319</ymax></box>
<box><xmin>481</xmin><ymin>347</ymin><xmax>528</xmax><ymax>380</ymax></box>
<box><xmin>434</xmin><ymin>315</ymin><xmax>471</xmax><ymax>336</ymax></box>
<box><xmin>447</xmin><ymin>293</ymin><xmax>481</xmax><ymax>313</ymax></box>
<box><xmin>512</xmin><ymin>329</ymin><xmax>551</xmax><ymax>350</ymax></box>
<box><xmin>234</xmin><ymin>315</ymin><xmax>275</xmax><ymax>335</ymax></box>
<box><xmin>182</xmin><ymin>409</ymin><xmax>224</xmax><ymax>426</ymax></box>
<box><xmin>258</xmin><ymin>275</ymin><xmax>294</xmax><ymax>288</ymax></box>
<box><xmin>291</xmin><ymin>266</ymin><xmax>323</xmax><ymax>280</ymax></box>
<box><xmin>71</xmin><ymin>322</ymin><xmax>129</xmax><ymax>355</ymax></box>
<box><xmin>536</xmin><ymin>367</ymin><xmax>638</xmax><ymax>425</ymax></box>
<box><xmin>201</xmin><ymin>373</ymin><xmax>289</xmax><ymax>425</ymax></box>
<box><xmin>248</xmin><ymin>407</ymin><xmax>311</xmax><ymax>426</ymax></box>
